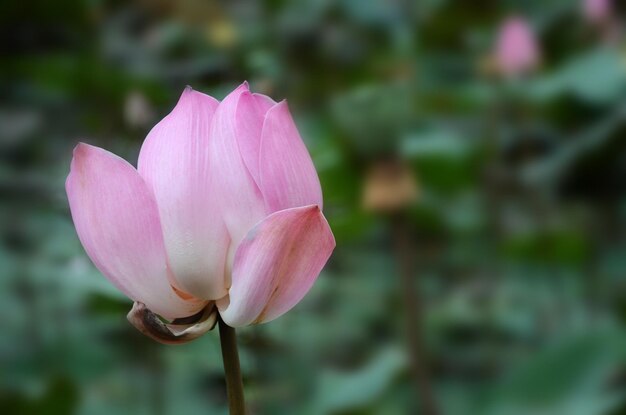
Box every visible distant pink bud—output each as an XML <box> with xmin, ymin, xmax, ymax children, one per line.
<box><xmin>583</xmin><ymin>0</ymin><xmax>611</xmax><ymax>24</ymax></box>
<box><xmin>495</xmin><ymin>16</ymin><xmax>540</xmax><ymax>77</ymax></box>
<box><xmin>66</xmin><ymin>84</ymin><xmax>335</xmax><ymax>337</ymax></box>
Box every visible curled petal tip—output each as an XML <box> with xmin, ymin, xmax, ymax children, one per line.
<box><xmin>264</xmin><ymin>100</ymin><xmax>290</xmax><ymax>121</ymax></box>
<box><xmin>72</xmin><ymin>142</ymin><xmax>91</xmax><ymax>158</ymax></box>
<box><xmin>219</xmin><ymin>82</ymin><xmax>251</xmax><ymax>105</ymax></box>
<box><xmin>179</xmin><ymin>85</ymin><xmax>194</xmax><ymax>99</ymax></box>
<box><xmin>303</xmin><ymin>203</ymin><xmax>322</xmax><ymax>214</ymax></box>
<box><xmin>70</xmin><ymin>142</ymin><xmax>97</xmax><ymax>173</ymax></box>
<box><xmin>235</xmin><ymin>81</ymin><xmax>250</xmax><ymax>92</ymax></box>
<box><xmin>127</xmin><ymin>302</ymin><xmax>218</xmax><ymax>345</ymax></box>
<box><xmin>270</xmin><ymin>99</ymin><xmax>289</xmax><ymax>113</ymax></box>
<box><xmin>175</xmin><ymin>86</ymin><xmax>218</xmax><ymax>109</ymax></box>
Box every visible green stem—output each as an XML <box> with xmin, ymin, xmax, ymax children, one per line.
<box><xmin>218</xmin><ymin>316</ymin><xmax>246</xmax><ymax>415</ymax></box>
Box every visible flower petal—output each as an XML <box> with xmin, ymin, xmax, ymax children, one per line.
<box><xmin>259</xmin><ymin>101</ymin><xmax>323</xmax><ymax>213</ymax></box>
<box><xmin>137</xmin><ymin>87</ymin><xmax>230</xmax><ymax>300</ymax></box>
<box><xmin>66</xmin><ymin>143</ymin><xmax>206</xmax><ymax>319</ymax></box>
<box><xmin>252</xmin><ymin>92</ymin><xmax>277</xmax><ymax>113</ymax></box>
<box><xmin>208</xmin><ymin>83</ymin><xmax>266</xmax><ymax>248</ymax></box>
<box><xmin>236</xmin><ymin>92</ymin><xmax>277</xmax><ymax>186</ymax></box>
<box><xmin>217</xmin><ymin>205</ymin><xmax>335</xmax><ymax>327</ymax></box>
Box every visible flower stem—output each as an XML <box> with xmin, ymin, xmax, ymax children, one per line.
<box><xmin>392</xmin><ymin>213</ymin><xmax>439</xmax><ymax>415</ymax></box>
<box><xmin>218</xmin><ymin>315</ymin><xmax>246</xmax><ymax>415</ymax></box>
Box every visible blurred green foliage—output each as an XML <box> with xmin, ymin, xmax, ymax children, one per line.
<box><xmin>1</xmin><ymin>0</ymin><xmax>626</xmax><ymax>414</ymax></box>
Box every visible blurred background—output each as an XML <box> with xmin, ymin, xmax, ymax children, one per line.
<box><xmin>2</xmin><ymin>0</ymin><xmax>626</xmax><ymax>414</ymax></box>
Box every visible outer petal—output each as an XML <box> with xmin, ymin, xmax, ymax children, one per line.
<box><xmin>137</xmin><ymin>87</ymin><xmax>229</xmax><ymax>300</ymax></box>
<box><xmin>217</xmin><ymin>205</ymin><xmax>335</xmax><ymax>327</ymax></box>
<box><xmin>66</xmin><ymin>143</ymin><xmax>206</xmax><ymax>319</ymax></box>
<box><xmin>208</xmin><ymin>83</ymin><xmax>266</xmax><ymax>248</ymax></box>
<box><xmin>259</xmin><ymin>101</ymin><xmax>323</xmax><ymax>213</ymax></box>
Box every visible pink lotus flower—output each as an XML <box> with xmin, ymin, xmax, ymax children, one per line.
<box><xmin>583</xmin><ymin>0</ymin><xmax>611</xmax><ymax>24</ymax></box>
<box><xmin>66</xmin><ymin>83</ymin><xmax>335</xmax><ymax>331</ymax></box>
<box><xmin>494</xmin><ymin>16</ymin><xmax>540</xmax><ymax>77</ymax></box>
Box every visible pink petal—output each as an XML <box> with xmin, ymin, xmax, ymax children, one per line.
<box><xmin>217</xmin><ymin>205</ymin><xmax>335</xmax><ymax>327</ymax></box>
<box><xmin>259</xmin><ymin>101</ymin><xmax>323</xmax><ymax>213</ymax></box>
<box><xmin>66</xmin><ymin>143</ymin><xmax>206</xmax><ymax>319</ymax></box>
<box><xmin>230</xmin><ymin>91</ymin><xmax>276</xmax><ymax>191</ymax></box>
<box><xmin>137</xmin><ymin>87</ymin><xmax>230</xmax><ymax>300</ymax></box>
<box><xmin>208</xmin><ymin>83</ymin><xmax>266</xmax><ymax>249</ymax></box>
<box><xmin>252</xmin><ymin>93</ymin><xmax>277</xmax><ymax>114</ymax></box>
<box><xmin>234</xmin><ymin>92</ymin><xmax>277</xmax><ymax>187</ymax></box>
